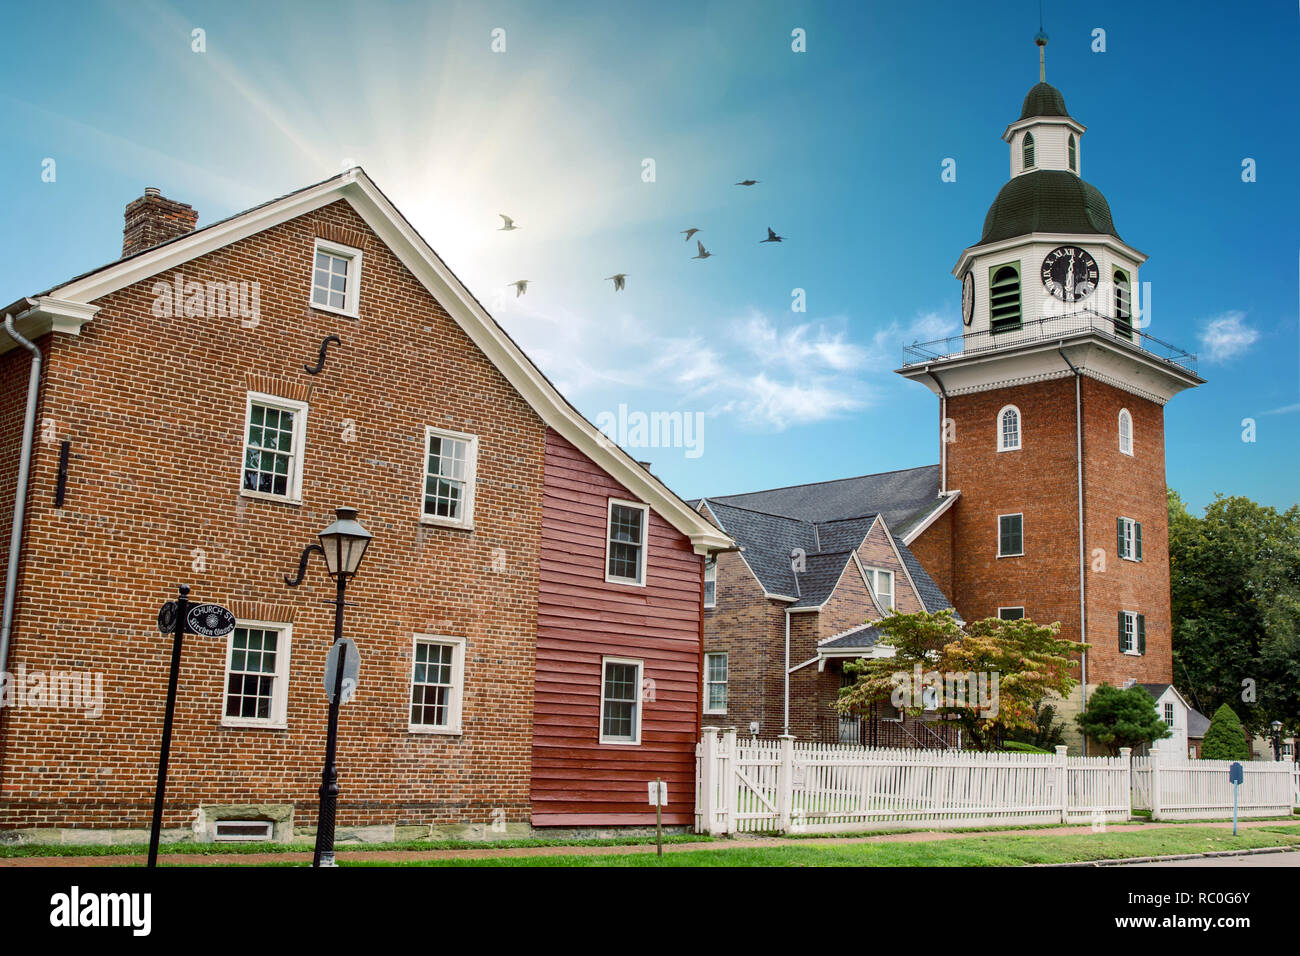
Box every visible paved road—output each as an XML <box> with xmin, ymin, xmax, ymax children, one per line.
<box><xmin>1116</xmin><ymin>850</ymin><xmax>1300</xmax><ymax>867</ymax></box>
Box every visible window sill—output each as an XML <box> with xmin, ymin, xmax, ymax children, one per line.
<box><xmin>604</xmin><ymin>575</ymin><xmax>647</xmax><ymax>588</ymax></box>
<box><xmin>1122</xmin><ymin>649</ymin><xmax>1144</xmax><ymax>657</ymax></box>
<box><xmin>240</xmin><ymin>489</ymin><xmax>302</xmax><ymax>507</ymax></box>
<box><xmin>703</xmin><ymin>710</ymin><xmax>727</xmax><ymax>716</ymax></box>
<box><xmin>996</xmin><ymin>552</ymin><xmax>1024</xmax><ymax>559</ymax></box>
<box><xmin>599</xmin><ymin>738</ymin><xmax>642</xmax><ymax>746</ymax></box>
<box><xmin>420</xmin><ymin>515</ymin><xmax>474</xmax><ymax>532</ymax></box>
<box><xmin>996</xmin><ymin>446</ymin><xmax>1021</xmax><ymax>453</ymax></box>
<box><xmin>308</xmin><ymin>301</ymin><xmax>359</xmax><ymax>320</ymax></box>
<box><xmin>1121</xmin><ymin>555</ymin><xmax>1141</xmax><ymax>563</ymax></box>
<box><xmin>408</xmin><ymin>724</ymin><xmax>462</xmax><ymax>736</ymax></box>
<box><xmin>221</xmin><ymin>719</ymin><xmax>287</xmax><ymax>731</ymax></box>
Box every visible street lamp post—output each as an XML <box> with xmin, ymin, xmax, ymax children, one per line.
<box><xmin>305</xmin><ymin>506</ymin><xmax>372</xmax><ymax>868</ymax></box>
<box><xmin>1271</xmin><ymin>720</ymin><xmax>1283</xmax><ymax>762</ymax></box>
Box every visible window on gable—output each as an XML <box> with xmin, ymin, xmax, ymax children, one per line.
<box><xmin>998</xmin><ymin>513</ymin><xmax>1023</xmax><ymax>557</ymax></box>
<box><xmin>704</xmin><ymin>652</ymin><xmax>728</xmax><ymax>714</ymax></box>
<box><xmin>998</xmin><ymin>607</ymin><xmax>1025</xmax><ymax>621</ymax></box>
<box><xmin>606</xmin><ymin>500</ymin><xmax>648</xmax><ymax>586</ymax></box>
<box><xmin>223</xmin><ymin>623</ymin><xmax>291</xmax><ymax>727</ymax></box>
<box><xmin>865</xmin><ymin>567</ymin><xmax>894</xmax><ymax>612</ymax></box>
<box><xmin>1068</xmin><ymin>134</ymin><xmax>1077</xmax><ymax>172</ymax></box>
<box><xmin>1113</xmin><ymin>270</ymin><xmax>1132</xmax><ymax>339</ymax></box>
<box><xmin>1119</xmin><ymin>610</ymin><xmax>1146</xmax><ymax>655</ymax></box>
<box><xmin>310</xmin><ymin>239</ymin><xmax>362</xmax><ymax>316</ymax></box>
<box><xmin>600</xmin><ymin>657</ymin><xmax>643</xmax><ymax>744</ymax></box>
<box><xmin>998</xmin><ymin>405</ymin><xmax>1021</xmax><ymax>451</ymax></box>
<box><xmin>409</xmin><ymin>636</ymin><xmax>465</xmax><ymax>733</ymax></box>
<box><xmin>1118</xmin><ymin>409</ymin><xmax>1134</xmax><ymax>456</ymax></box>
<box><xmin>989</xmin><ymin>264</ymin><xmax>1022</xmax><ymax>332</ymax></box>
<box><xmin>1163</xmin><ymin>702</ymin><xmax>1175</xmax><ymax>726</ymax></box>
<box><xmin>704</xmin><ymin>557</ymin><xmax>717</xmax><ymax>608</ymax></box>
<box><xmin>422</xmin><ymin>427</ymin><xmax>477</xmax><ymax>528</ymax></box>
<box><xmin>1117</xmin><ymin>516</ymin><xmax>1144</xmax><ymax>562</ymax></box>
<box><xmin>241</xmin><ymin>393</ymin><xmax>307</xmax><ymax>503</ymax></box>
<box><xmin>1022</xmin><ymin>132</ymin><xmax>1036</xmax><ymax>170</ymax></box>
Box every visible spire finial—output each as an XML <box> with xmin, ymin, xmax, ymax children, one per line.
<box><xmin>1035</xmin><ymin>2</ymin><xmax>1048</xmax><ymax>83</ymax></box>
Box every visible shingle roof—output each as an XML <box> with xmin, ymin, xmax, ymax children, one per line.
<box><xmin>706</xmin><ymin>464</ymin><xmax>944</xmax><ymax>540</ymax></box>
<box><xmin>976</xmin><ymin>169</ymin><xmax>1120</xmax><ymax>247</ymax></box>
<box><xmin>1020</xmin><ymin>81</ymin><xmax>1069</xmax><ymax>119</ymax></box>
<box><xmin>1186</xmin><ymin>707</ymin><xmax>1211</xmax><ymax>739</ymax></box>
<box><xmin>820</xmin><ymin>623</ymin><xmax>884</xmax><ymax>650</ymax></box>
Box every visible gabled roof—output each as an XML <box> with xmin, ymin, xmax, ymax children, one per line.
<box><xmin>819</xmin><ymin>623</ymin><xmax>884</xmax><ymax>651</ymax></box>
<box><xmin>1186</xmin><ymin>707</ymin><xmax>1211</xmax><ymax>740</ymax></box>
<box><xmin>2</xmin><ymin>168</ymin><xmax>731</xmax><ymax>555</ymax></box>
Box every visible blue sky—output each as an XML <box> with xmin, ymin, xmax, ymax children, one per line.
<box><xmin>1</xmin><ymin>0</ymin><xmax>1296</xmax><ymax>512</ymax></box>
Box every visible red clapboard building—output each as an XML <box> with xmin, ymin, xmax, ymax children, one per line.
<box><xmin>0</xmin><ymin>169</ymin><xmax>730</xmax><ymax>843</ymax></box>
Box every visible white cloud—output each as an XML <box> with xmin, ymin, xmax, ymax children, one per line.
<box><xmin>1198</xmin><ymin>311</ymin><xmax>1259</xmax><ymax>363</ymax></box>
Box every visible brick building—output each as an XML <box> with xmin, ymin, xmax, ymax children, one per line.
<box><xmin>700</xmin><ymin>56</ymin><xmax>1202</xmax><ymax>755</ymax></box>
<box><xmin>0</xmin><ymin>168</ymin><xmax>730</xmax><ymax>842</ymax></box>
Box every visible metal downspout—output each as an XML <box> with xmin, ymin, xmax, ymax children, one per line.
<box><xmin>926</xmin><ymin>368</ymin><xmax>948</xmax><ymax>494</ymax></box>
<box><xmin>1058</xmin><ymin>345</ymin><xmax>1088</xmax><ymax>755</ymax></box>
<box><xmin>783</xmin><ymin>608</ymin><xmax>791</xmax><ymax>736</ymax></box>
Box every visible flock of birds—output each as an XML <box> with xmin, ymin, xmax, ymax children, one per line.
<box><xmin>499</xmin><ymin>179</ymin><xmax>785</xmax><ymax>298</ymax></box>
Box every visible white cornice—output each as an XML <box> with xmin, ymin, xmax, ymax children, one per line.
<box><xmin>0</xmin><ymin>297</ymin><xmax>101</xmax><ymax>356</ymax></box>
<box><xmin>953</xmin><ymin>231</ymin><xmax>1147</xmax><ymax>279</ymax></box>
<box><xmin>1002</xmin><ymin>115</ymin><xmax>1086</xmax><ymax>141</ymax></box>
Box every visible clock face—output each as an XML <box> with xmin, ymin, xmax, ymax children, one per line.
<box><xmin>961</xmin><ymin>272</ymin><xmax>974</xmax><ymax>326</ymax></box>
<box><xmin>1041</xmin><ymin>246</ymin><xmax>1099</xmax><ymax>302</ymax></box>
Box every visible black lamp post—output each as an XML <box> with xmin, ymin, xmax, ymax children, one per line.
<box><xmin>1271</xmin><ymin>720</ymin><xmax>1283</xmax><ymax>762</ymax></box>
<box><xmin>309</xmin><ymin>506</ymin><xmax>372</xmax><ymax>867</ymax></box>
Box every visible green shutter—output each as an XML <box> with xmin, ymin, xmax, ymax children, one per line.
<box><xmin>1117</xmin><ymin>517</ymin><xmax>1125</xmax><ymax>559</ymax></box>
<box><xmin>1137</xmin><ymin>614</ymin><xmax>1146</xmax><ymax>654</ymax></box>
<box><xmin>1136</xmin><ymin>522</ymin><xmax>1143</xmax><ymax>561</ymax></box>
<box><xmin>1118</xmin><ymin>610</ymin><xmax>1125</xmax><ymax>652</ymax></box>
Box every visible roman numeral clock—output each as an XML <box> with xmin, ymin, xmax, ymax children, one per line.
<box><xmin>1041</xmin><ymin>245</ymin><xmax>1099</xmax><ymax>303</ymax></box>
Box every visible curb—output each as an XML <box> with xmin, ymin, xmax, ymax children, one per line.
<box><xmin>1041</xmin><ymin>845</ymin><xmax>1300</xmax><ymax>867</ymax></box>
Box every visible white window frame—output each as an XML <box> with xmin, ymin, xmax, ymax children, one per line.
<box><xmin>997</xmin><ymin>606</ymin><xmax>1025</xmax><ymax>621</ymax></box>
<box><xmin>309</xmin><ymin>238</ymin><xmax>363</xmax><ymax>318</ymax></box>
<box><xmin>408</xmin><ymin>635</ymin><xmax>466</xmax><ymax>735</ymax></box>
<box><xmin>221</xmin><ymin>620</ymin><xmax>292</xmax><ymax>729</ymax></box>
<box><xmin>1118</xmin><ymin>408</ymin><xmax>1134</xmax><ymax>456</ymax></box>
<box><xmin>703</xmin><ymin>557</ymin><xmax>717</xmax><ymax>609</ymax></box>
<box><xmin>240</xmin><ymin>392</ymin><xmax>308</xmax><ymax>504</ymax></box>
<box><xmin>1163</xmin><ymin>702</ymin><xmax>1175</xmax><ymax>726</ymax></box>
<box><xmin>997</xmin><ymin>513</ymin><xmax>1024</xmax><ymax>558</ymax></box>
<box><xmin>703</xmin><ymin>651</ymin><xmax>728</xmax><ymax>715</ymax></box>
<box><xmin>864</xmin><ymin>567</ymin><xmax>894</xmax><ymax>611</ymax></box>
<box><xmin>420</xmin><ymin>425</ymin><xmax>478</xmax><ymax>530</ymax></box>
<box><xmin>600</xmin><ymin>656</ymin><xmax>644</xmax><ymax>745</ymax></box>
<box><xmin>1121</xmin><ymin>610</ymin><xmax>1141</xmax><ymax>655</ymax></box>
<box><xmin>997</xmin><ymin>404</ymin><xmax>1022</xmax><ymax>452</ymax></box>
<box><xmin>1119</xmin><ymin>516</ymin><xmax>1140</xmax><ymax>561</ymax></box>
<box><xmin>605</xmin><ymin>498</ymin><xmax>649</xmax><ymax>587</ymax></box>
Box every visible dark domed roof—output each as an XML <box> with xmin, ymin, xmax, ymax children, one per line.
<box><xmin>1020</xmin><ymin>82</ymin><xmax>1069</xmax><ymax>119</ymax></box>
<box><xmin>977</xmin><ymin>169</ymin><xmax>1120</xmax><ymax>246</ymax></box>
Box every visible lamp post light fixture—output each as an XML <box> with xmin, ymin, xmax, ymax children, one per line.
<box><xmin>1271</xmin><ymin>720</ymin><xmax>1283</xmax><ymax>762</ymax></box>
<box><xmin>303</xmin><ymin>506</ymin><xmax>372</xmax><ymax>868</ymax></box>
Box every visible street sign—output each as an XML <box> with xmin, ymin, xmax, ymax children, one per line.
<box><xmin>323</xmin><ymin>637</ymin><xmax>360</xmax><ymax>704</ymax></box>
<box><xmin>186</xmin><ymin>603</ymin><xmax>236</xmax><ymax>638</ymax></box>
<box><xmin>1229</xmin><ymin>762</ymin><xmax>1244</xmax><ymax>784</ymax></box>
<box><xmin>157</xmin><ymin>601</ymin><xmax>178</xmax><ymax>634</ymax></box>
<box><xmin>647</xmin><ymin>780</ymin><xmax>668</xmax><ymax>806</ymax></box>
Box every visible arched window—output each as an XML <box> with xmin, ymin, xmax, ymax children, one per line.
<box><xmin>998</xmin><ymin>405</ymin><xmax>1021</xmax><ymax>452</ymax></box>
<box><xmin>1113</xmin><ymin>269</ymin><xmax>1132</xmax><ymax>339</ymax></box>
<box><xmin>1022</xmin><ymin>132</ymin><xmax>1036</xmax><ymax>170</ymax></box>
<box><xmin>989</xmin><ymin>263</ymin><xmax>1021</xmax><ymax>332</ymax></box>
<box><xmin>1118</xmin><ymin>409</ymin><xmax>1134</xmax><ymax>456</ymax></box>
<box><xmin>1068</xmin><ymin>134</ymin><xmax>1077</xmax><ymax>172</ymax></box>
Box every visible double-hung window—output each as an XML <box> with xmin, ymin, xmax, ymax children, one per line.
<box><xmin>1118</xmin><ymin>516</ymin><xmax>1144</xmax><ymax>561</ymax></box>
<box><xmin>1163</xmin><ymin>702</ymin><xmax>1175</xmax><ymax>726</ymax></box>
<box><xmin>241</xmin><ymin>393</ymin><xmax>307</xmax><ymax>503</ymax></box>
<box><xmin>704</xmin><ymin>652</ymin><xmax>728</xmax><ymax>714</ymax></box>
<box><xmin>422</xmin><ymin>427</ymin><xmax>477</xmax><ymax>528</ymax></box>
<box><xmin>1119</xmin><ymin>610</ymin><xmax>1146</xmax><ymax>655</ymax></box>
<box><xmin>600</xmin><ymin>657</ymin><xmax>643</xmax><ymax>744</ymax></box>
<box><xmin>409</xmin><ymin>636</ymin><xmax>465</xmax><ymax>734</ymax></box>
<box><xmin>865</xmin><ymin>567</ymin><xmax>894</xmax><ymax>611</ymax></box>
<box><xmin>606</xmin><ymin>499</ymin><xmax>649</xmax><ymax>586</ymax></box>
<box><xmin>998</xmin><ymin>405</ymin><xmax>1021</xmax><ymax>452</ymax></box>
<box><xmin>310</xmin><ymin>239</ymin><xmax>362</xmax><ymax>317</ymax></box>
<box><xmin>223</xmin><ymin>622</ymin><xmax>291</xmax><ymax>728</ymax></box>
<box><xmin>703</xmin><ymin>558</ymin><xmax>717</xmax><ymax>608</ymax></box>
<box><xmin>998</xmin><ymin>513</ymin><xmax>1024</xmax><ymax>557</ymax></box>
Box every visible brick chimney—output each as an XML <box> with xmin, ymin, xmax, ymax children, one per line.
<box><xmin>121</xmin><ymin>187</ymin><xmax>198</xmax><ymax>257</ymax></box>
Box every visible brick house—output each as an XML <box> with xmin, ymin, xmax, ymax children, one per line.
<box><xmin>700</xmin><ymin>65</ymin><xmax>1203</xmax><ymax>755</ymax></box>
<box><xmin>0</xmin><ymin>168</ymin><xmax>730</xmax><ymax>842</ymax></box>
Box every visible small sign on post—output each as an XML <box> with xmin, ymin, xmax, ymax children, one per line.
<box><xmin>648</xmin><ymin>778</ymin><xmax>667</xmax><ymax>857</ymax></box>
<box><xmin>323</xmin><ymin>637</ymin><xmax>361</xmax><ymax>704</ymax></box>
<box><xmin>1229</xmin><ymin>761</ymin><xmax>1244</xmax><ymax>835</ymax></box>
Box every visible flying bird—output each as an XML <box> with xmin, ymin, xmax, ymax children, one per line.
<box><xmin>691</xmin><ymin>240</ymin><xmax>713</xmax><ymax>260</ymax></box>
<box><xmin>606</xmin><ymin>273</ymin><xmax>628</xmax><ymax>291</ymax></box>
<box><xmin>681</xmin><ymin>228</ymin><xmax>700</xmax><ymax>241</ymax></box>
<box><xmin>735</xmin><ymin>179</ymin><xmax>760</xmax><ymax>186</ymax></box>
<box><xmin>760</xmin><ymin>227</ymin><xmax>785</xmax><ymax>243</ymax></box>
<box><xmin>498</xmin><ymin>214</ymin><xmax>519</xmax><ymax>231</ymax></box>
<box><xmin>509</xmin><ymin>280</ymin><xmax>530</xmax><ymax>297</ymax></box>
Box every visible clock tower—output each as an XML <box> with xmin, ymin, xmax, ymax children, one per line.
<box><xmin>898</xmin><ymin>35</ymin><xmax>1204</xmax><ymax>753</ymax></box>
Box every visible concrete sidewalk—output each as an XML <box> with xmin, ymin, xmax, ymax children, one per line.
<box><xmin>2</xmin><ymin>817</ymin><xmax>1295</xmax><ymax>867</ymax></box>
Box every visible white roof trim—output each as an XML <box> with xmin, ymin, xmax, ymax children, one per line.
<box><xmin>901</xmin><ymin>490</ymin><xmax>960</xmax><ymax>546</ymax></box>
<box><xmin>34</xmin><ymin>168</ymin><xmax>732</xmax><ymax>553</ymax></box>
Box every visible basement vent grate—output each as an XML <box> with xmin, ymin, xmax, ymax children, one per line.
<box><xmin>214</xmin><ymin>820</ymin><xmax>274</xmax><ymax>842</ymax></box>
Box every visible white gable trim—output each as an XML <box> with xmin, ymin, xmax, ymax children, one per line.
<box><xmin>901</xmin><ymin>490</ymin><xmax>960</xmax><ymax>546</ymax></box>
<box><xmin>32</xmin><ymin>169</ymin><xmax>732</xmax><ymax>554</ymax></box>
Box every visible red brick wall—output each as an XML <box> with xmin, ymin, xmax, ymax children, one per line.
<box><xmin>908</xmin><ymin>507</ymin><xmax>953</xmax><ymax>600</ymax></box>
<box><xmin>531</xmin><ymin>430</ymin><xmax>704</xmax><ymax>827</ymax></box>
<box><xmin>0</xmin><ymin>199</ymin><xmax>547</xmax><ymax>832</ymax></box>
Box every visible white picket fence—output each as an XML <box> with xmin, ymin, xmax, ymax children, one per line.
<box><xmin>694</xmin><ymin>728</ymin><xmax>1131</xmax><ymax>835</ymax></box>
<box><xmin>1132</xmin><ymin>747</ymin><xmax>1297</xmax><ymax>820</ymax></box>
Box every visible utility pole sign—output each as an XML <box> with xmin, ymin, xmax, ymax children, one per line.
<box><xmin>149</xmin><ymin>586</ymin><xmax>235</xmax><ymax>868</ymax></box>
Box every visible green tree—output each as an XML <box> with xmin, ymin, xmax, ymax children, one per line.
<box><xmin>1168</xmin><ymin>490</ymin><xmax>1300</xmax><ymax>738</ymax></box>
<box><xmin>1074</xmin><ymin>684</ymin><xmax>1171</xmax><ymax>755</ymax></box>
<box><xmin>836</xmin><ymin>610</ymin><xmax>1082</xmax><ymax>751</ymax></box>
<box><xmin>1005</xmin><ymin>699</ymin><xmax>1068</xmax><ymax>750</ymax></box>
<box><xmin>1200</xmin><ymin>703</ymin><xmax>1251</xmax><ymax>760</ymax></box>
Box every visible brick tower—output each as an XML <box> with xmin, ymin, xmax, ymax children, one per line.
<box><xmin>898</xmin><ymin>35</ymin><xmax>1203</xmax><ymax>752</ymax></box>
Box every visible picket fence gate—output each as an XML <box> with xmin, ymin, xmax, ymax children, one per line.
<box><xmin>1131</xmin><ymin>746</ymin><xmax>1297</xmax><ymax>820</ymax></box>
<box><xmin>694</xmin><ymin>728</ymin><xmax>1131</xmax><ymax>835</ymax></box>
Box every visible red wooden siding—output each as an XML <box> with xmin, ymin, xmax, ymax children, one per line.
<box><xmin>531</xmin><ymin>429</ymin><xmax>703</xmax><ymax>826</ymax></box>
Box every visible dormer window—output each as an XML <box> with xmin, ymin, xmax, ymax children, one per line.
<box><xmin>989</xmin><ymin>263</ymin><xmax>1021</xmax><ymax>332</ymax></box>
<box><xmin>1068</xmin><ymin>134</ymin><xmax>1077</xmax><ymax>172</ymax></box>
<box><xmin>310</xmin><ymin>238</ymin><xmax>362</xmax><ymax>317</ymax></box>
<box><xmin>998</xmin><ymin>405</ymin><xmax>1021</xmax><ymax>451</ymax></box>
<box><xmin>1113</xmin><ymin>269</ymin><xmax>1132</xmax><ymax>339</ymax></box>
<box><xmin>1022</xmin><ymin>132</ymin><xmax>1035</xmax><ymax>170</ymax></box>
